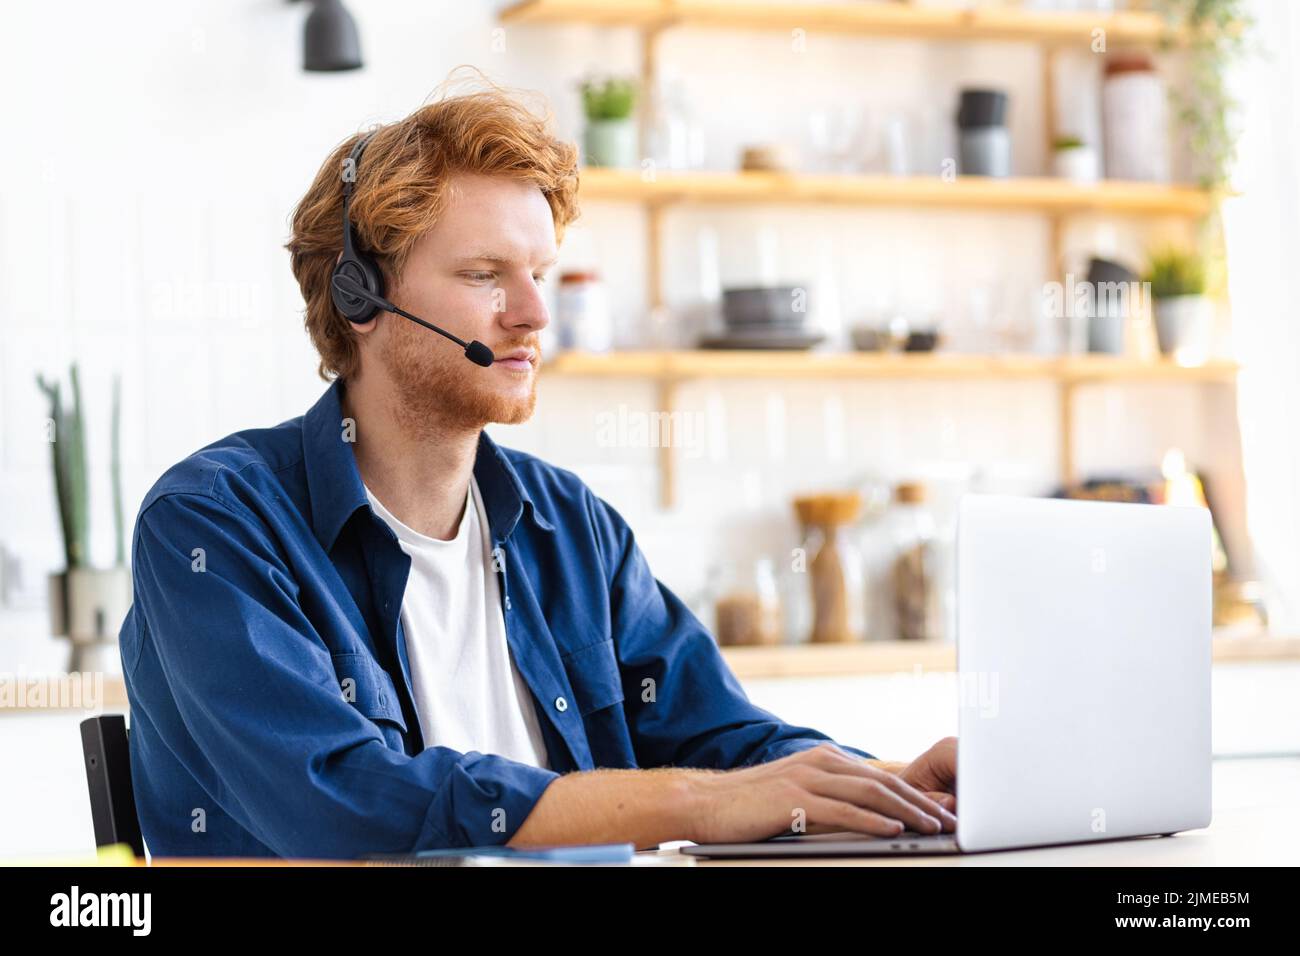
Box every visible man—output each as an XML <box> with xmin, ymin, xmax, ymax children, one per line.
<box><xmin>120</xmin><ymin>84</ymin><xmax>957</xmax><ymax>858</ymax></box>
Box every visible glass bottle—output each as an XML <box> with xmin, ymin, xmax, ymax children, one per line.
<box><xmin>648</xmin><ymin>76</ymin><xmax>706</xmax><ymax>171</ymax></box>
<box><xmin>889</xmin><ymin>481</ymin><xmax>942</xmax><ymax>642</ymax></box>
<box><xmin>851</xmin><ymin>473</ymin><xmax>894</xmax><ymax>641</ymax></box>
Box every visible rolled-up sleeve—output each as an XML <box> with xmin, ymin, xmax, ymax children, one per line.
<box><xmin>128</xmin><ymin>491</ymin><xmax>559</xmax><ymax>858</ymax></box>
<box><xmin>583</xmin><ymin>489</ymin><xmax>876</xmax><ymax>769</ymax></box>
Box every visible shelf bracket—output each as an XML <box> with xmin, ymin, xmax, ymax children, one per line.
<box><xmin>1060</xmin><ymin>379</ymin><xmax>1077</xmax><ymax>488</ymax></box>
<box><xmin>657</xmin><ymin>376</ymin><xmax>678</xmax><ymax>509</ymax></box>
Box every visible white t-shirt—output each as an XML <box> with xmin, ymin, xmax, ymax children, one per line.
<box><xmin>363</xmin><ymin>475</ymin><xmax>550</xmax><ymax>770</ymax></box>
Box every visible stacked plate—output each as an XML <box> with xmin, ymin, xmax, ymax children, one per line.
<box><xmin>699</xmin><ymin>286</ymin><xmax>825</xmax><ymax>350</ymax></box>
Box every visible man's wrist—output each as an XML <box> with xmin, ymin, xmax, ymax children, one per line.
<box><xmin>672</xmin><ymin>768</ymin><xmax>720</xmax><ymax>844</ymax></box>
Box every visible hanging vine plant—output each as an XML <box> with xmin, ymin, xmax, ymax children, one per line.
<box><xmin>1153</xmin><ymin>0</ymin><xmax>1253</xmax><ymax>191</ymax></box>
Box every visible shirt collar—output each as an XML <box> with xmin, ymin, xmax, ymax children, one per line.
<box><xmin>302</xmin><ymin>378</ymin><xmax>555</xmax><ymax>553</ymax></box>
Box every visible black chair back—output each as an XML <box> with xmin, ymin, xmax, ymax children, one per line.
<box><xmin>79</xmin><ymin>714</ymin><xmax>145</xmax><ymax>858</ymax></box>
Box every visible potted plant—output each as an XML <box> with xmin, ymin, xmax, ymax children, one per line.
<box><xmin>1144</xmin><ymin>248</ymin><xmax>1213</xmax><ymax>364</ymax></box>
<box><xmin>579</xmin><ymin>75</ymin><xmax>638</xmax><ymax>169</ymax></box>
<box><xmin>36</xmin><ymin>364</ymin><xmax>131</xmax><ymax>673</ymax></box>
<box><xmin>1051</xmin><ymin>134</ymin><xmax>1099</xmax><ymax>184</ymax></box>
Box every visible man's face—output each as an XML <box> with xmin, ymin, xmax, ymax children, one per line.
<box><xmin>361</xmin><ymin>172</ymin><xmax>557</xmax><ymax>430</ymax></box>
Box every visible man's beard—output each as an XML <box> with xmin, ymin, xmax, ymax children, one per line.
<box><xmin>379</xmin><ymin>314</ymin><xmax>539</xmax><ymax>436</ymax></box>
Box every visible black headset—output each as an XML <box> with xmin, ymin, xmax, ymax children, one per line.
<box><xmin>330</xmin><ymin>130</ymin><xmax>495</xmax><ymax>368</ymax></box>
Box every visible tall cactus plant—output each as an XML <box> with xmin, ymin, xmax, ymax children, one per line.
<box><xmin>36</xmin><ymin>363</ymin><xmax>91</xmax><ymax>570</ymax></box>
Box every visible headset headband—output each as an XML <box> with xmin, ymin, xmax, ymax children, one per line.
<box><xmin>340</xmin><ymin>130</ymin><xmax>377</xmax><ymax>261</ymax></box>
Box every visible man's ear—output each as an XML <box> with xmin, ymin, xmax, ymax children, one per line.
<box><xmin>348</xmin><ymin>303</ymin><xmax>381</xmax><ymax>334</ymax></box>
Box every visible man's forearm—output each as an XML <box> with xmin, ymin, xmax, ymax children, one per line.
<box><xmin>507</xmin><ymin>756</ymin><xmax>907</xmax><ymax>851</ymax></box>
<box><xmin>507</xmin><ymin>767</ymin><xmax>714</xmax><ymax>851</ymax></box>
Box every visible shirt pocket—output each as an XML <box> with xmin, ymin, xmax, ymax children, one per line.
<box><xmin>560</xmin><ymin>639</ymin><xmax>625</xmax><ymax>716</ymax></box>
<box><xmin>331</xmin><ymin>651</ymin><xmax>408</xmax><ymax>735</ymax></box>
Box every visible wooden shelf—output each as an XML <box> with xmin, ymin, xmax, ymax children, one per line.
<box><xmin>500</xmin><ymin>1</ymin><xmax>1180</xmax><ymax>47</ymax></box>
<box><xmin>722</xmin><ymin>634</ymin><xmax>1300</xmax><ymax>680</ymax></box>
<box><xmin>544</xmin><ymin>350</ymin><xmax>1240</xmax><ymax>383</ymax></box>
<box><xmin>576</xmin><ymin>168</ymin><xmax>1213</xmax><ymax>217</ymax></box>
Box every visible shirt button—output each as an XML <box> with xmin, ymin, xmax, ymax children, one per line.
<box><xmin>554</xmin><ymin>696</ymin><xmax>568</xmax><ymax>713</ymax></box>
<box><xmin>504</xmin><ymin>596</ymin><xmax>512</xmax><ymax>611</ymax></box>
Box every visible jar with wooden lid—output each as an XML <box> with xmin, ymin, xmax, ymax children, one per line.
<box><xmin>793</xmin><ymin>492</ymin><xmax>866</xmax><ymax>643</ymax></box>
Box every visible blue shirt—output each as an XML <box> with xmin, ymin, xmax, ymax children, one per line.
<box><xmin>120</xmin><ymin>378</ymin><xmax>875</xmax><ymax>858</ymax></box>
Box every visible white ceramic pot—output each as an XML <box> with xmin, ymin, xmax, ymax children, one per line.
<box><xmin>1053</xmin><ymin>146</ymin><xmax>1099</xmax><ymax>183</ymax></box>
<box><xmin>1153</xmin><ymin>295</ymin><xmax>1214</xmax><ymax>364</ymax></box>
<box><xmin>1088</xmin><ymin>310</ymin><xmax>1127</xmax><ymax>355</ymax></box>
<box><xmin>582</xmin><ymin>118</ymin><xmax>638</xmax><ymax>169</ymax></box>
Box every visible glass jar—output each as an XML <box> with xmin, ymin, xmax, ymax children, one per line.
<box><xmin>713</xmin><ymin>557</ymin><xmax>783</xmax><ymax>647</ymax></box>
<box><xmin>647</xmin><ymin>75</ymin><xmax>706</xmax><ymax>171</ymax></box>
<box><xmin>851</xmin><ymin>474</ymin><xmax>895</xmax><ymax>641</ymax></box>
<box><xmin>1102</xmin><ymin>53</ymin><xmax>1170</xmax><ymax>183</ymax></box>
<box><xmin>793</xmin><ymin>492</ymin><xmax>866</xmax><ymax>643</ymax></box>
<box><xmin>889</xmin><ymin>481</ymin><xmax>942</xmax><ymax>642</ymax></box>
<box><xmin>555</xmin><ymin>270</ymin><xmax>613</xmax><ymax>353</ymax></box>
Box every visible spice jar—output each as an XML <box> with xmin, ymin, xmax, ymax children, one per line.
<box><xmin>713</xmin><ymin>557</ymin><xmax>783</xmax><ymax>647</ymax></box>
<box><xmin>1102</xmin><ymin>53</ymin><xmax>1170</xmax><ymax>183</ymax></box>
<box><xmin>555</xmin><ymin>270</ymin><xmax>613</xmax><ymax>353</ymax></box>
<box><xmin>889</xmin><ymin>481</ymin><xmax>942</xmax><ymax>642</ymax></box>
<box><xmin>793</xmin><ymin>492</ymin><xmax>866</xmax><ymax>643</ymax></box>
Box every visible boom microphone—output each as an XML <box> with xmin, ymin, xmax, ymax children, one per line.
<box><xmin>331</xmin><ymin>274</ymin><xmax>495</xmax><ymax>368</ymax></box>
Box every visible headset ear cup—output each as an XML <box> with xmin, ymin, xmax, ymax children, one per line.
<box><xmin>331</xmin><ymin>254</ymin><xmax>385</xmax><ymax>324</ymax></box>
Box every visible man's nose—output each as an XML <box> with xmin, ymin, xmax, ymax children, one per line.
<box><xmin>501</xmin><ymin>276</ymin><xmax>550</xmax><ymax>332</ymax></box>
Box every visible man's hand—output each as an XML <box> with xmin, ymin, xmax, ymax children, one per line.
<box><xmin>897</xmin><ymin>736</ymin><xmax>957</xmax><ymax>813</ymax></box>
<box><xmin>684</xmin><ymin>742</ymin><xmax>959</xmax><ymax>845</ymax></box>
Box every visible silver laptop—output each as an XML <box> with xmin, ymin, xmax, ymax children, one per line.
<box><xmin>682</xmin><ymin>494</ymin><xmax>1213</xmax><ymax>858</ymax></box>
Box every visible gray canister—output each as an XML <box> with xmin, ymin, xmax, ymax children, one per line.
<box><xmin>1085</xmin><ymin>257</ymin><xmax>1140</xmax><ymax>354</ymax></box>
<box><xmin>956</xmin><ymin>89</ymin><xmax>1011</xmax><ymax>178</ymax></box>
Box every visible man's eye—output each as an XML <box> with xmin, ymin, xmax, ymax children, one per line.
<box><xmin>533</xmin><ymin>274</ymin><xmax>548</xmax><ymax>286</ymax></box>
<box><xmin>463</xmin><ymin>271</ymin><xmax>494</xmax><ymax>282</ymax></box>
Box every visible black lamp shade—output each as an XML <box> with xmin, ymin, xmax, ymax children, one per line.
<box><xmin>304</xmin><ymin>0</ymin><xmax>363</xmax><ymax>72</ymax></box>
